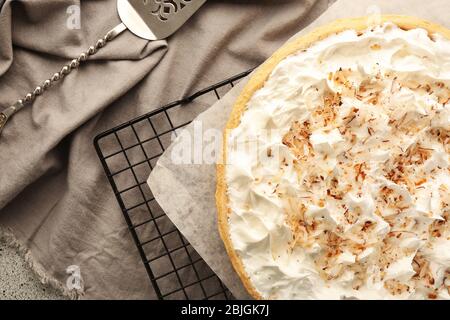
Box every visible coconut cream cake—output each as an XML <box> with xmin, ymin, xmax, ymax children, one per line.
<box><xmin>216</xmin><ymin>16</ymin><xmax>450</xmax><ymax>300</ymax></box>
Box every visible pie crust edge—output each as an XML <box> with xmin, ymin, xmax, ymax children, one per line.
<box><xmin>215</xmin><ymin>15</ymin><xmax>450</xmax><ymax>300</ymax></box>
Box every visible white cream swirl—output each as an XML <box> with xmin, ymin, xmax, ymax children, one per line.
<box><xmin>225</xmin><ymin>23</ymin><xmax>450</xmax><ymax>299</ymax></box>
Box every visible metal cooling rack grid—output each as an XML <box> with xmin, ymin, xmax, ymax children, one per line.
<box><xmin>94</xmin><ymin>69</ymin><xmax>252</xmax><ymax>300</ymax></box>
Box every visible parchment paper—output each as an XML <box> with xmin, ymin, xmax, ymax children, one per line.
<box><xmin>148</xmin><ymin>0</ymin><xmax>450</xmax><ymax>299</ymax></box>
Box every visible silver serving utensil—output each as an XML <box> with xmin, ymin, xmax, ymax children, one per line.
<box><xmin>0</xmin><ymin>0</ymin><xmax>206</xmax><ymax>137</ymax></box>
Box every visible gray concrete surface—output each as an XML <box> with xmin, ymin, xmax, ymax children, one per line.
<box><xmin>0</xmin><ymin>239</ymin><xmax>66</xmax><ymax>300</ymax></box>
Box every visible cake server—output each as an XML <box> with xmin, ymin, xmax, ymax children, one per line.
<box><xmin>0</xmin><ymin>0</ymin><xmax>206</xmax><ymax>137</ymax></box>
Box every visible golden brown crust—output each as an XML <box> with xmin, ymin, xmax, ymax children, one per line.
<box><xmin>216</xmin><ymin>15</ymin><xmax>450</xmax><ymax>300</ymax></box>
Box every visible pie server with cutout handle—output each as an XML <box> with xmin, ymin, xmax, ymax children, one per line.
<box><xmin>0</xmin><ymin>0</ymin><xmax>206</xmax><ymax>137</ymax></box>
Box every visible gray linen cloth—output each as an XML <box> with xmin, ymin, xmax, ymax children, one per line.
<box><xmin>0</xmin><ymin>0</ymin><xmax>329</xmax><ymax>299</ymax></box>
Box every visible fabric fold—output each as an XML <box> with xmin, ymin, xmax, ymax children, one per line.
<box><xmin>0</xmin><ymin>0</ymin><xmax>329</xmax><ymax>299</ymax></box>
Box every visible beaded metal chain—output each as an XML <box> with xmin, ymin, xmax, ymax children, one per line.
<box><xmin>0</xmin><ymin>23</ymin><xmax>126</xmax><ymax>136</ymax></box>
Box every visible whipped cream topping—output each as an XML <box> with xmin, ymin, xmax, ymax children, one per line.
<box><xmin>225</xmin><ymin>23</ymin><xmax>450</xmax><ymax>299</ymax></box>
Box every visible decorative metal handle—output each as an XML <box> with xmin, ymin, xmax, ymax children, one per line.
<box><xmin>0</xmin><ymin>23</ymin><xmax>127</xmax><ymax>137</ymax></box>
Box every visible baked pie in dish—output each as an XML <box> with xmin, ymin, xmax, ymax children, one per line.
<box><xmin>216</xmin><ymin>15</ymin><xmax>450</xmax><ymax>299</ymax></box>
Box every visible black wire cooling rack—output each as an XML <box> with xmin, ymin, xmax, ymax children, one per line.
<box><xmin>94</xmin><ymin>69</ymin><xmax>252</xmax><ymax>300</ymax></box>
